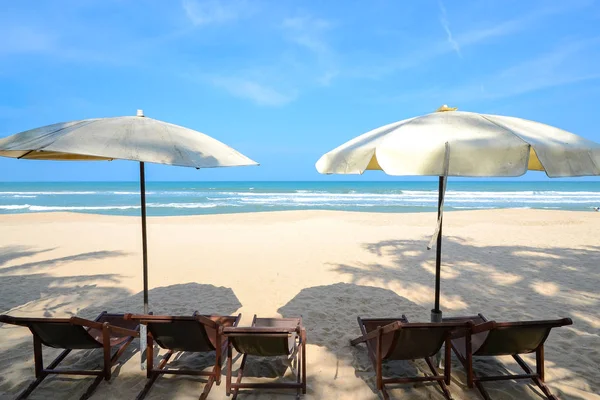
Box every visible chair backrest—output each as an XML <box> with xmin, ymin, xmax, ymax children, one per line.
<box><xmin>226</xmin><ymin>317</ymin><xmax>301</xmax><ymax>357</ymax></box>
<box><xmin>229</xmin><ymin>332</ymin><xmax>295</xmax><ymax>357</ymax></box>
<box><xmin>141</xmin><ymin>315</ymin><xmax>238</xmax><ymax>352</ymax></box>
<box><xmin>0</xmin><ymin>316</ymin><xmax>102</xmax><ymax>349</ymax></box>
<box><xmin>361</xmin><ymin>319</ymin><xmax>470</xmax><ymax>360</ymax></box>
<box><xmin>150</xmin><ymin>320</ymin><xmax>214</xmax><ymax>352</ymax></box>
<box><xmin>473</xmin><ymin>318</ymin><xmax>572</xmax><ymax>356</ymax></box>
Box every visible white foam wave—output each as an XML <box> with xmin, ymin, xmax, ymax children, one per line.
<box><xmin>29</xmin><ymin>205</ymin><xmax>141</xmax><ymax>211</ymax></box>
<box><xmin>0</xmin><ymin>205</ymin><xmax>32</xmax><ymax>210</ymax></box>
<box><xmin>0</xmin><ymin>191</ymin><xmax>99</xmax><ymax>195</ymax></box>
<box><xmin>147</xmin><ymin>202</ymin><xmax>224</xmax><ymax>209</ymax></box>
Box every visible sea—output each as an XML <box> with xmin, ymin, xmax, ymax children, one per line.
<box><xmin>0</xmin><ymin>181</ymin><xmax>599</xmax><ymax>216</ymax></box>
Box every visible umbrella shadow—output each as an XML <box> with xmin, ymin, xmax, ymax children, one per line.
<box><xmin>278</xmin><ymin>283</ymin><xmax>450</xmax><ymax>399</ymax></box>
<box><xmin>79</xmin><ymin>282</ymin><xmax>243</xmax><ymax>317</ymax></box>
<box><xmin>329</xmin><ymin>237</ymin><xmax>600</xmax><ymax>399</ymax></box>
<box><xmin>0</xmin><ymin>282</ymin><xmax>243</xmax><ymax>399</ymax></box>
<box><xmin>0</xmin><ymin>245</ymin><xmax>130</xmax><ymax>315</ymax></box>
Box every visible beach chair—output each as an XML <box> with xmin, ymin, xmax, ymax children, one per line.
<box><xmin>0</xmin><ymin>311</ymin><xmax>139</xmax><ymax>400</ymax></box>
<box><xmin>125</xmin><ymin>311</ymin><xmax>241</xmax><ymax>400</ymax></box>
<box><xmin>350</xmin><ymin>315</ymin><xmax>472</xmax><ymax>400</ymax></box>
<box><xmin>223</xmin><ymin>316</ymin><xmax>306</xmax><ymax>399</ymax></box>
<box><xmin>442</xmin><ymin>313</ymin><xmax>573</xmax><ymax>400</ymax></box>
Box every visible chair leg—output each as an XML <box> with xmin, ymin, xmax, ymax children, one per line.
<box><xmin>513</xmin><ymin>352</ymin><xmax>557</xmax><ymax>400</ymax></box>
<box><xmin>536</xmin><ymin>346</ymin><xmax>545</xmax><ymax>382</ymax></box>
<box><xmin>33</xmin><ymin>335</ymin><xmax>43</xmax><ymax>379</ymax></box>
<box><xmin>136</xmin><ymin>350</ymin><xmax>174</xmax><ymax>400</ymax></box>
<box><xmin>200</xmin><ymin>375</ymin><xmax>216</xmax><ymax>400</ymax></box>
<box><xmin>296</xmin><ymin>337</ymin><xmax>301</xmax><ymax>400</ymax></box>
<box><xmin>215</xmin><ymin>331</ymin><xmax>222</xmax><ymax>385</ymax></box>
<box><xmin>444</xmin><ymin>337</ymin><xmax>452</xmax><ymax>385</ymax></box>
<box><xmin>146</xmin><ymin>335</ymin><xmax>154</xmax><ymax>378</ymax></box>
<box><xmin>17</xmin><ymin>338</ymin><xmax>73</xmax><ymax>400</ymax></box>
<box><xmin>102</xmin><ymin>324</ymin><xmax>112</xmax><ymax>381</ymax></box>
<box><xmin>231</xmin><ymin>353</ymin><xmax>248</xmax><ymax>400</ymax></box>
<box><xmin>226</xmin><ymin>343</ymin><xmax>233</xmax><ymax>396</ymax></box>
<box><xmin>301</xmin><ymin>330</ymin><xmax>306</xmax><ymax>394</ymax></box>
<box><xmin>465</xmin><ymin>335</ymin><xmax>474</xmax><ymax>388</ymax></box>
<box><xmin>425</xmin><ymin>356</ymin><xmax>452</xmax><ymax>400</ymax></box>
<box><xmin>376</xmin><ymin>327</ymin><xmax>383</xmax><ymax>391</ymax></box>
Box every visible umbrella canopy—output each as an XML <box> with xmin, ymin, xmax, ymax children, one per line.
<box><xmin>0</xmin><ymin>112</ymin><xmax>256</xmax><ymax>168</ymax></box>
<box><xmin>316</xmin><ymin>109</ymin><xmax>600</xmax><ymax>177</ymax></box>
<box><xmin>0</xmin><ymin>111</ymin><xmax>258</xmax><ymax>314</ymax></box>
<box><xmin>316</xmin><ymin>107</ymin><xmax>600</xmax><ymax>320</ymax></box>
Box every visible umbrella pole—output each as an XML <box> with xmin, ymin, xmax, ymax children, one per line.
<box><xmin>431</xmin><ymin>176</ymin><xmax>445</xmax><ymax>323</ymax></box>
<box><xmin>139</xmin><ymin>162</ymin><xmax>149</xmax><ymax>369</ymax></box>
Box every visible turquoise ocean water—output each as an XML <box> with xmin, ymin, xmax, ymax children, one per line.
<box><xmin>0</xmin><ymin>181</ymin><xmax>598</xmax><ymax>216</ymax></box>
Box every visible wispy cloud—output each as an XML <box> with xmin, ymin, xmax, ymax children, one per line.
<box><xmin>351</xmin><ymin>1</ymin><xmax>594</xmax><ymax>79</ymax></box>
<box><xmin>181</xmin><ymin>0</ymin><xmax>252</xmax><ymax>26</ymax></box>
<box><xmin>438</xmin><ymin>1</ymin><xmax>461</xmax><ymax>57</ymax></box>
<box><xmin>209</xmin><ymin>76</ymin><xmax>297</xmax><ymax>106</ymax></box>
<box><xmin>380</xmin><ymin>37</ymin><xmax>600</xmax><ymax>104</ymax></box>
<box><xmin>281</xmin><ymin>15</ymin><xmax>338</xmax><ymax>85</ymax></box>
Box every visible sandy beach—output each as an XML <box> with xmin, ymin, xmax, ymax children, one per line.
<box><xmin>0</xmin><ymin>209</ymin><xmax>598</xmax><ymax>400</ymax></box>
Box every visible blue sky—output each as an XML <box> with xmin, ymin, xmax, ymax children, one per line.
<box><xmin>0</xmin><ymin>0</ymin><xmax>599</xmax><ymax>182</ymax></box>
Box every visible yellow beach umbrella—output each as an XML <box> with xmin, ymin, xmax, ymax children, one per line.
<box><xmin>316</xmin><ymin>106</ymin><xmax>600</xmax><ymax>321</ymax></box>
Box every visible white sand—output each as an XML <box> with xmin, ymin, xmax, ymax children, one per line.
<box><xmin>0</xmin><ymin>209</ymin><xmax>598</xmax><ymax>399</ymax></box>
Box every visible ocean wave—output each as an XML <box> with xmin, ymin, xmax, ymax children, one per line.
<box><xmin>0</xmin><ymin>191</ymin><xmax>99</xmax><ymax>195</ymax></box>
<box><xmin>29</xmin><ymin>205</ymin><xmax>141</xmax><ymax>211</ymax></box>
<box><xmin>0</xmin><ymin>205</ymin><xmax>32</xmax><ymax>210</ymax></box>
<box><xmin>0</xmin><ymin>203</ymin><xmax>235</xmax><ymax>211</ymax></box>
<box><xmin>146</xmin><ymin>202</ymin><xmax>231</xmax><ymax>209</ymax></box>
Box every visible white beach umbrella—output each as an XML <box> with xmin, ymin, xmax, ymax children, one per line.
<box><xmin>0</xmin><ymin>109</ymin><xmax>257</xmax><ymax>323</ymax></box>
<box><xmin>316</xmin><ymin>106</ymin><xmax>600</xmax><ymax>321</ymax></box>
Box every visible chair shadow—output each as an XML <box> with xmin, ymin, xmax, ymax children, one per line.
<box><xmin>328</xmin><ymin>237</ymin><xmax>600</xmax><ymax>400</ymax></box>
<box><xmin>277</xmin><ymin>282</ymin><xmax>443</xmax><ymax>399</ymax></box>
<box><xmin>0</xmin><ymin>281</ymin><xmax>243</xmax><ymax>399</ymax></box>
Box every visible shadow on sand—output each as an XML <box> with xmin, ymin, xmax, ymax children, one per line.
<box><xmin>0</xmin><ymin>245</ymin><xmax>242</xmax><ymax>400</ymax></box>
<box><xmin>328</xmin><ymin>237</ymin><xmax>599</xmax><ymax>400</ymax></box>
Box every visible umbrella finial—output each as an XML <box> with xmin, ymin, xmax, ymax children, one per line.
<box><xmin>137</xmin><ymin>109</ymin><xmax>145</xmax><ymax>117</ymax></box>
<box><xmin>436</xmin><ymin>105</ymin><xmax>457</xmax><ymax>112</ymax></box>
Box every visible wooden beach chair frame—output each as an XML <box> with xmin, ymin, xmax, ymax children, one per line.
<box><xmin>125</xmin><ymin>311</ymin><xmax>241</xmax><ymax>400</ymax></box>
<box><xmin>0</xmin><ymin>311</ymin><xmax>139</xmax><ymax>400</ymax></box>
<box><xmin>223</xmin><ymin>315</ymin><xmax>307</xmax><ymax>399</ymax></box>
<box><xmin>350</xmin><ymin>315</ymin><xmax>472</xmax><ymax>400</ymax></box>
<box><xmin>443</xmin><ymin>313</ymin><xmax>573</xmax><ymax>400</ymax></box>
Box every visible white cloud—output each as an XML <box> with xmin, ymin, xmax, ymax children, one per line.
<box><xmin>380</xmin><ymin>38</ymin><xmax>600</xmax><ymax>104</ymax></box>
<box><xmin>182</xmin><ymin>0</ymin><xmax>251</xmax><ymax>26</ymax></box>
<box><xmin>438</xmin><ymin>1</ymin><xmax>461</xmax><ymax>57</ymax></box>
<box><xmin>209</xmin><ymin>76</ymin><xmax>297</xmax><ymax>106</ymax></box>
<box><xmin>350</xmin><ymin>1</ymin><xmax>594</xmax><ymax>79</ymax></box>
<box><xmin>281</xmin><ymin>15</ymin><xmax>339</xmax><ymax>86</ymax></box>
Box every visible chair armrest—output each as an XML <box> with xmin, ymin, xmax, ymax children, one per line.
<box><xmin>471</xmin><ymin>320</ymin><xmax>497</xmax><ymax>334</ymax></box>
<box><xmin>70</xmin><ymin>317</ymin><xmax>104</xmax><ymax>330</ymax></box>
<box><xmin>196</xmin><ymin>314</ymin><xmax>219</xmax><ymax>328</ymax></box>
<box><xmin>0</xmin><ymin>315</ymin><xmax>25</xmax><ymax>326</ymax></box>
<box><xmin>350</xmin><ymin>321</ymin><xmax>400</xmax><ymax>346</ymax></box>
<box><xmin>109</xmin><ymin>325</ymin><xmax>140</xmax><ymax>337</ymax></box>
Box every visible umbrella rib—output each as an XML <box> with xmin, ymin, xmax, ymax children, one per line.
<box><xmin>17</xmin><ymin>150</ymin><xmax>35</xmax><ymax>159</ymax></box>
<box><xmin>478</xmin><ymin>114</ymin><xmax>545</xmax><ymax>175</ymax></box>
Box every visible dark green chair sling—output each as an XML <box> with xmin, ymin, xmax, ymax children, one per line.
<box><xmin>223</xmin><ymin>315</ymin><xmax>306</xmax><ymax>399</ymax></box>
<box><xmin>351</xmin><ymin>315</ymin><xmax>471</xmax><ymax>400</ymax></box>
<box><xmin>125</xmin><ymin>311</ymin><xmax>241</xmax><ymax>400</ymax></box>
<box><xmin>443</xmin><ymin>313</ymin><xmax>573</xmax><ymax>400</ymax></box>
<box><xmin>0</xmin><ymin>311</ymin><xmax>139</xmax><ymax>400</ymax></box>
